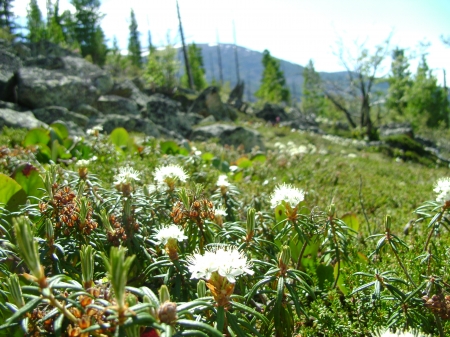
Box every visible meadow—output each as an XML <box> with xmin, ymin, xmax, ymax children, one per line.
<box><xmin>0</xmin><ymin>119</ymin><xmax>449</xmax><ymax>337</ymax></box>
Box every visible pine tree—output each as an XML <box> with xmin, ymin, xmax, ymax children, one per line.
<box><xmin>255</xmin><ymin>49</ymin><xmax>290</xmax><ymax>104</ymax></box>
<box><xmin>127</xmin><ymin>9</ymin><xmax>141</xmax><ymax>68</ymax></box>
<box><xmin>46</xmin><ymin>0</ymin><xmax>65</xmax><ymax>44</ymax></box>
<box><xmin>26</xmin><ymin>0</ymin><xmax>46</xmax><ymax>42</ymax></box>
<box><xmin>0</xmin><ymin>0</ymin><xmax>15</xmax><ymax>33</ymax></box>
<box><xmin>302</xmin><ymin>59</ymin><xmax>325</xmax><ymax>115</ymax></box>
<box><xmin>386</xmin><ymin>48</ymin><xmax>412</xmax><ymax>117</ymax></box>
<box><xmin>70</xmin><ymin>0</ymin><xmax>107</xmax><ymax>65</ymax></box>
<box><xmin>405</xmin><ymin>56</ymin><xmax>449</xmax><ymax>127</ymax></box>
<box><xmin>144</xmin><ymin>45</ymin><xmax>179</xmax><ymax>89</ymax></box>
<box><xmin>181</xmin><ymin>43</ymin><xmax>206</xmax><ymax>91</ymax></box>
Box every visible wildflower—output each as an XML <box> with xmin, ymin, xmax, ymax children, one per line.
<box><xmin>154</xmin><ymin>164</ymin><xmax>188</xmax><ymax>190</ymax></box>
<box><xmin>76</xmin><ymin>159</ymin><xmax>90</xmax><ymax>168</ymax></box>
<box><xmin>114</xmin><ymin>166</ymin><xmax>140</xmax><ymax>186</ymax></box>
<box><xmin>187</xmin><ymin>245</ymin><xmax>253</xmax><ymax>283</ymax></box>
<box><xmin>155</xmin><ymin>225</ymin><xmax>187</xmax><ymax>246</ymax></box>
<box><xmin>155</xmin><ymin>225</ymin><xmax>187</xmax><ymax>260</ymax></box>
<box><xmin>229</xmin><ymin>165</ymin><xmax>239</xmax><ymax>172</ymax></box>
<box><xmin>434</xmin><ymin>177</ymin><xmax>450</xmax><ymax>203</ymax></box>
<box><xmin>216</xmin><ymin>174</ymin><xmax>230</xmax><ymax>187</ymax></box>
<box><xmin>214</xmin><ymin>206</ymin><xmax>227</xmax><ymax>227</ymax></box>
<box><xmin>76</xmin><ymin>159</ymin><xmax>90</xmax><ymax>179</ymax></box>
<box><xmin>86</xmin><ymin>125</ymin><xmax>103</xmax><ymax>136</ymax></box>
<box><xmin>270</xmin><ymin>183</ymin><xmax>305</xmax><ymax>209</ymax></box>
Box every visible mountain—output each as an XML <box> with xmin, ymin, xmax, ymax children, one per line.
<box><xmin>177</xmin><ymin>43</ymin><xmax>353</xmax><ymax>102</ymax></box>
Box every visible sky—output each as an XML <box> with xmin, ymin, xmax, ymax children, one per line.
<box><xmin>12</xmin><ymin>0</ymin><xmax>450</xmax><ymax>84</ymax></box>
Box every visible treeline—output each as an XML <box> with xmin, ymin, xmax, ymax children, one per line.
<box><xmin>1</xmin><ymin>0</ymin><xmax>449</xmax><ymax>135</ymax></box>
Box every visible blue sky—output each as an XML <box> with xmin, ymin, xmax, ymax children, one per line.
<box><xmin>13</xmin><ymin>0</ymin><xmax>450</xmax><ymax>83</ymax></box>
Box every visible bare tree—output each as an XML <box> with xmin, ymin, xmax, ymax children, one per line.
<box><xmin>327</xmin><ymin>34</ymin><xmax>392</xmax><ymax>138</ymax></box>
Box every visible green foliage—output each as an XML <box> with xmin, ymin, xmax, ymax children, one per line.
<box><xmin>405</xmin><ymin>56</ymin><xmax>449</xmax><ymax>128</ymax></box>
<box><xmin>26</xmin><ymin>0</ymin><xmax>46</xmax><ymax>42</ymax></box>
<box><xmin>386</xmin><ymin>47</ymin><xmax>412</xmax><ymax>117</ymax></box>
<box><xmin>144</xmin><ymin>45</ymin><xmax>180</xmax><ymax>89</ymax></box>
<box><xmin>70</xmin><ymin>0</ymin><xmax>107</xmax><ymax>65</ymax></box>
<box><xmin>181</xmin><ymin>42</ymin><xmax>207</xmax><ymax>91</ymax></box>
<box><xmin>127</xmin><ymin>9</ymin><xmax>141</xmax><ymax>68</ymax></box>
<box><xmin>255</xmin><ymin>49</ymin><xmax>290</xmax><ymax>104</ymax></box>
<box><xmin>0</xmin><ymin>0</ymin><xmax>15</xmax><ymax>34</ymax></box>
<box><xmin>302</xmin><ymin>59</ymin><xmax>325</xmax><ymax>115</ymax></box>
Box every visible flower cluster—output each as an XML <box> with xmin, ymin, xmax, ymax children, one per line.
<box><xmin>114</xmin><ymin>166</ymin><xmax>141</xmax><ymax>186</ymax></box>
<box><xmin>216</xmin><ymin>175</ymin><xmax>230</xmax><ymax>188</ymax></box>
<box><xmin>155</xmin><ymin>225</ymin><xmax>187</xmax><ymax>246</ymax></box>
<box><xmin>434</xmin><ymin>177</ymin><xmax>450</xmax><ymax>204</ymax></box>
<box><xmin>154</xmin><ymin>164</ymin><xmax>188</xmax><ymax>190</ymax></box>
<box><xmin>187</xmin><ymin>245</ymin><xmax>253</xmax><ymax>283</ymax></box>
<box><xmin>270</xmin><ymin>183</ymin><xmax>305</xmax><ymax>209</ymax></box>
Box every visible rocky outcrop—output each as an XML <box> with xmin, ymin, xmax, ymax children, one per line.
<box><xmin>0</xmin><ymin>108</ymin><xmax>48</xmax><ymax>129</ymax></box>
<box><xmin>191</xmin><ymin>124</ymin><xmax>265</xmax><ymax>152</ymax></box>
<box><xmin>255</xmin><ymin>103</ymin><xmax>289</xmax><ymax>123</ymax></box>
<box><xmin>379</xmin><ymin>122</ymin><xmax>414</xmax><ymax>138</ymax></box>
<box><xmin>143</xmin><ymin>94</ymin><xmax>194</xmax><ymax>137</ymax></box>
<box><xmin>0</xmin><ymin>49</ymin><xmax>21</xmax><ymax>101</ymax></box>
<box><xmin>97</xmin><ymin>95</ymin><xmax>139</xmax><ymax>115</ymax></box>
<box><xmin>189</xmin><ymin>86</ymin><xmax>237</xmax><ymax>121</ymax></box>
<box><xmin>109</xmin><ymin>79</ymin><xmax>150</xmax><ymax>109</ymax></box>
<box><xmin>91</xmin><ymin>114</ymin><xmax>161</xmax><ymax>138</ymax></box>
<box><xmin>73</xmin><ymin>104</ymin><xmax>103</xmax><ymax>118</ymax></box>
<box><xmin>32</xmin><ymin>106</ymin><xmax>89</xmax><ymax>127</ymax></box>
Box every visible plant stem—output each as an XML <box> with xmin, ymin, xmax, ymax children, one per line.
<box><xmin>391</xmin><ymin>246</ymin><xmax>416</xmax><ymax>288</ymax></box>
<box><xmin>295</xmin><ymin>240</ymin><xmax>308</xmax><ymax>271</ymax></box>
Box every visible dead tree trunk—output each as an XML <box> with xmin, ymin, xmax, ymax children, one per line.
<box><xmin>176</xmin><ymin>0</ymin><xmax>193</xmax><ymax>90</ymax></box>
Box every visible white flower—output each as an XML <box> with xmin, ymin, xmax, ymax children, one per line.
<box><xmin>76</xmin><ymin>159</ymin><xmax>90</xmax><ymax>168</ymax></box>
<box><xmin>216</xmin><ymin>175</ymin><xmax>230</xmax><ymax>187</ymax></box>
<box><xmin>270</xmin><ymin>183</ymin><xmax>305</xmax><ymax>209</ymax></box>
<box><xmin>229</xmin><ymin>165</ymin><xmax>239</xmax><ymax>172</ymax></box>
<box><xmin>87</xmin><ymin>125</ymin><xmax>103</xmax><ymax>135</ymax></box>
<box><xmin>214</xmin><ymin>206</ymin><xmax>228</xmax><ymax>217</ymax></box>
<box><xmin>187</xmin><ymin>245</ymin><xmax>253</xmax><ymax>283</ymax></box>
<box><xmin>154</xmin><ymin>164</ymin><xmax>188</xmax><ymax>186</ymax></box>
<box><xmin>434</xmin><ymin>177</ymin><xmax>450</xmax><ymax>203</ymax></box>
<box><xmin>155</xmin><ymin>225</ymin><xmax>187</xmax><ymax>245</ymax></box>
<box><xmin>114</xmin><ymin>166</ymin><xmax>141</xmax><ymax>185</ymax></box>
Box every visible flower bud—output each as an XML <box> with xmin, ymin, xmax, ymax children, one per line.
<box><xmin>157</xmin><ymin>301</ymin><xmax>177</xmax><ymax>324</ymax></box>
<box><xmin>159</xmin><ymin>285</ymin><xmax>171</xmax><ymax>304</ymax></box>
<box><xmin>328</xmin><ymin>204</ymin><xmax>336</xmax><ymax>217</ymax></box>
<box><xmin>197</xmin><ymin>280</ymin><xmax>206</xmax><ymax>298</ymax></box>
<box><xmin>279</xmin><ymin>245</ymin><xmax>291</xmax><ymax>268</ymax></box>
<box><xmin>246</xmin><ymin>208</ymin><xmax>256</xmax><ymax>236</ymax></box>
<box><xmin>385</xmin><ymin>215</ymin><xmax>392</xmax><ymax>230</ymax></box>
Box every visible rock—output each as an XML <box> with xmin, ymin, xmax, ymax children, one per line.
<box><xmin>189</xmin><ymin>86</ymin><xmax>237</xmax><ymax>121</ymax></box>
<box><xmin>91</xmin><ymin>114</ymin><xmax>161</xmax><ymax>138</ymax></box>
<box><xmin>73</xmin><ymin>104</ymin><xmax>103</xmax><ymax>118</ymax></box>
<box><xmin>0</xmin><ymin>100</ymin><xmax>27</xmax><ymax>111</ymax></box>
<box><xmin>255</xmin><ymin>103</ymin><xmax>289</xmax><ymax>123</ymax></box>
<box><xmin>143</xmin><ymin>94</ymin><xmax>192</xmax><ymax>137</ymax></box>
<box><xmin>97</xmin><ymin>95</ymin><xmax>139</xmax><ymax>115</ymax></box>
<box><xmin>191</xmin><ymin>124</ymin><xmax>265</xmax><ymax>152</ymax></box>
<box><xmin>0</xmin><ymin>49</ymin><xmax>21</xmax><ymax>101</ymax></box>
<box><xmin>379</xmin><ymin>122</ymin><xmax>414</xmax><ymax>139</ymax></box>
<box><xmin>0</xmin><ymin>108</ymin><xmax>48</xmax><ymax>129</ymax></box>
<box><xmin>33</xmin><ymin>106</ymin><xmax>89</xmax><ymax>127</ymax></box>
<box><xmin>52</xmin><ymin>120</ymin><xmax>86</xmax><ymax>137</ymax></box>
<box><xmin>279</xmin><ymin>110</ymin><xmax>321</xmax><ymax>133</ymax></box>
<box><xmin>16</xmin><ymin>54</ymin><xmax>113</xmax><ymax>109</ymax></box>
<box><xmin>109</xmin><ymin>80</ymin><xmax>150</xmax><ymax>109</ymax></box>
<box><xmin>17</xmin><ymin>67</ymin><xmax>98</xmax><ymax>109</ymax></box>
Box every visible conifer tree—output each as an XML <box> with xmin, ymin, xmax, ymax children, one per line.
<box><xmin>302</xmin><ymin>59</ymin><xmax>325</xmax><ymax>115</ymax></box>
<box><xmin>26</xmin><ymin>0</ymin><xmax>46</xmax><ymax>42</ymax></box>
<box><xmin>386</xmin><ymin>48</ymin><xmax>412</xmax><ymax>117</ymax></box>
<box><xmin>127</xmin><ymin>9</ymin><xmax>141</xmax><ymax>68</ymax></box>
<box><xmin>181</xmin><ymin>43</ymin><xmax>206</xmax><ymax>91</ymax></box>
<box><xmin>46</xmin><ymin>0</ymin><xmax>65</xmax><ymax>44</ymax></box>
<box><xmin>144</xmin><ymin>45</ymin><xmax>179</xmax><ymax>89</ymax></box>
<box><xmin>0</xmin><ymin>0</ymin><xmax>15</xmax><ymax>33</ymax></box>
<box><xmin>255</xmin><ymin>49</ymin><xmax>290</xmax><ymax>104</ymax></box>
<box><xmin>405</xmin><ymin>56</ymin><xmax>449</xmax><ymax>127</ymax></box>
<box><xmin>70</xmin><ymin>0</ymin><xmax>107</xmax><ymax>65</ymax></box>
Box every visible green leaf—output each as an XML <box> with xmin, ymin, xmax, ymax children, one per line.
<box><xmin>177</xmin><ymin>319</ymin><xmax>223</xmax><ymax>337</ymax></box>
<box><xmin>334</xmin><ymin>262</ymin><xmax>349</xmax><ymax>295</ymax></box>
<box><xmin>110</xmin><ymin>128</ymin><xmax>129</xmax><ymax>148</ymax></box>
<box><xmin>341</xmin><ymin>213</ymin><xmax>360</xmax><ymax>232</ymax></box>
<box><xmin>160</xmin><ymin>140</ymin><xmax>179</xmax><ymax>154</ymax></box>
<box><xmin>23</xmin><ymin>128</ymin><xmax>50</xmax><ymax>147</ymax></box>
<box><xmin>232</xmin><ymin>171</ymin><xmax>243</xmax><ymax>182</ymax></box>
<box><xmin>50</xmin><ymin>122</ymin><xmax>69</xmax><ymax>140</ymax></box>
<box><xmin>6</xmin><ymin>297</ymin><xmax>42</xmax><ymax>323</ymax></box>
<box><xmin>12</xmin><ymin>164</ymin><xmax>44</xmax><ymax>200</ymax></box>
<box><xmin>251</xmin><ymin>153</ymin><xmax>267</xmax><ymax>163</ymax></box>
<box><xmin>0</xmin><ymin>173</ymin><xmax>27</xmax><ymax>213</ymax></box>
<box><xmin>274</xmin><ymin>204</ymin><xmax>287</xmax><ymax>224</ymax></box>
<box><xmin>316</xmin><ymin>264</ymin><xmax>334</xmax><ymax>289</ymax></box>
<box><xmin>236</xmin><ymin>157</ymin><xmax>252</xmax><ymax>168</ymax></box>
<box><xmin>201</xmin><ymin>152</ymin><xmax>214</xmax><ymax>161</ymax></box>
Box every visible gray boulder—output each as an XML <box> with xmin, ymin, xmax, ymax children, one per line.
<box><xmin>191</xmin><ymin>124</ymin><xmax>265</xmax><ymax>152</ymax></box>
<box><xmin>91</xmin><ymin>114</ymin><xmax>161</xmax><ymax>138</ymax></box>
<box><xmin>33</xmin><ymin>106</ymin><xmax>89</xmax><ymax>127</ymax></box>
<box><xmin>17</xmin><ymin>67</ymin><xmax>98</xmax><ymax>109</ymax></box>
<box><xmin>255</xmin><ymin>103</ymin><xmax>289</xmax><ymax>123</ymax></box>
<box><xmin>0</xmin><ymin>49</ymin><xmax>21</xmax><ymax>101</ymax></box>
<box><xmin>143</xmin><ymin>94</ymin><xmax>192</xmax><ymax>137</ymax></box>
<box><xmin>189</xmin><ymin>86</ymin><xmax>237</xmax><ymax>121</ymax></box>
<box><xmin>73</xmin><ymin>104</ymin><xmax>103</xmax><ymax>118</ymax></box>
<box><xmin>0</xmin><ymin>108</ymin><xmax>48</xmax><ymax>129</ymax></box>
<box><xmin>109</xmin><ymin>79</ymin><xmax>150</xmax><ymax>109</ymax></box>
<box><xmin>97</xmin><ymin>95</ymin><xmax>139</xmax><ymax>115</ymax></box>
